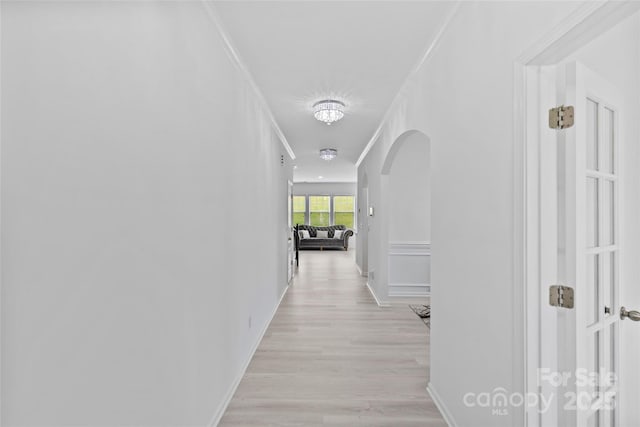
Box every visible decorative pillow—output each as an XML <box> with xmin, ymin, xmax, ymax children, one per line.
<box><xmin>299</xmin><ymin>230</ymin><xmax>311</xmax><ymax>239</ymax></box>
<box><xmin>316</xmin><ymin>230</ymin><xmax>329</xmax><ymax>238</ymax></box>
<box><xmin>333</xmin><ymin>230</ymin><xmax>343</xmax><ymax>239</ymax></box>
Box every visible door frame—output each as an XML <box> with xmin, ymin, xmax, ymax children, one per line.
<box><xmin>514</xmin><ymin>2</ymin><xmax>640</xmax><ymax>426</ymax></box>
<box><xmin>287</xmin><ymin>180</ymin><xmax>294</xmax><ymax>282</ymax></box>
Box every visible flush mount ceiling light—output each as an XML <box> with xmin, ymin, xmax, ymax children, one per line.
<box><xmin>313</xmin><ymin>100</ymin><xmax>345</xmax><ymax>125</ymax></box>
<box><xmin>319</xmin><ymin>148</ymin><xmax>338</xmax><ymax>161</ymax></box>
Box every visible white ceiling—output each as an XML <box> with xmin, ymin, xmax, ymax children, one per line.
<box><xmin>213</xmin><ymin>1</ymin><xmax>455</xmax><ymax>183</ymax></box>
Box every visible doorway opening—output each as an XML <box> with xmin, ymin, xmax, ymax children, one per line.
<box><xmin>380</xmin><ymin>130</ymin><xmax>432</xmax><ymax>304</ymax></box>
<box><xmin>358</xmin><ymin>129</ymin><xmax>432</xmax><ymax>307</ymax></box>
<box><xmin>357</xmin><ymin>172</ymin><xmax>369</xmax><ymax>276</ymax></box>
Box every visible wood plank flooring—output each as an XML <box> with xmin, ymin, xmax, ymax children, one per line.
<box><xmin>219</xmin><ymin>249</ymin><xmax>446</xmax><ymax>426</ymax></box>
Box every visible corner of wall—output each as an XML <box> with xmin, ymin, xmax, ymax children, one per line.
<box><xmin>365</xmin><ymin>279</ymin><xmax>390</xmax><ymax>307</ymax></box>
<box><xmin>208</xmin><ymin>285</ymin><xmax>290</xmax><ymax>426</ymax></box>
<box><xmin>427</xmin><ymin>383</ymin><xmax>457</xmax><ymax>427</ymax></box>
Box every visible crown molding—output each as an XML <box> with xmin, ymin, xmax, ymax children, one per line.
<box><xmin>355</xmin><ymin>1</ymin><xmax>461</xmax><ymax>168</ymax></box>
<box><xmin>517</xmin><ymin>0</ymin><xmax>640</xmax><ymax>66</ymax></box>
<box><xmin>200</xmin><ymin>0</ymin><xmax>296</xmax><ymax>160</ymax></box>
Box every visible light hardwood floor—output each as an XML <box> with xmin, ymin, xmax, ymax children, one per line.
<box><xmin>219</xmin><ymin>249</ymin><xmax>446</xmax><ymax>426</ymax></box>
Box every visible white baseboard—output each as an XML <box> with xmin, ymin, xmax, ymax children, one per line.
<box><xmin>388</xmin><ymin>282</ymin><xmax>430</xmax><ymax>297</ymax></box>
<box><xmin>365</xmin><ymin>281</ymin><xmax>391</xmax><ymax>307</ymax></box>
<box><xmin>427</xmin><ymin>382</ymin><xmax>458</xmax><ymax>427</ymax></box>
<box><xmin>208</xmin><ymin>284</ymin><xmax>290</xmax><ymax>426</ymax></box>
<box><xmin>355</xmin><ymin>263</ymin><xmax>367</xmax><ymax>277</ymax></box>
<box><xmin>385</xmin><ymin>296</ymin><xmax>430</xmax><ymax>306</ymax></box>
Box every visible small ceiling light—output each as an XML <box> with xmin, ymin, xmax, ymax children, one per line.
<box><xmin>313</xmin><ymin>100</ymin><xmax>345</xmax><ymax>125</ymax></box>
<box><xmin>318</xmin><ymin>176</ymin><xmax>324</xmax><ymax>179</ymax></box>
<box><xmin>319</xmin><ymin>148</ymin><xmax>338</xmax><ymax>161</ymax></box>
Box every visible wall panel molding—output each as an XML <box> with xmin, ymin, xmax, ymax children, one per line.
<box><xmin>388</xmin><ymin>242</ymin><xmax>431</xmax><ymax>297</ymax></box>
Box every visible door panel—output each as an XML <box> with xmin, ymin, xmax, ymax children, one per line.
<box><xmin>558</xmin><ymin>62</ymin><xmax>622</xmax><ymax>427</ymax></box>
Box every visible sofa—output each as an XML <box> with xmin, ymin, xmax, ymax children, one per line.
<box><xmin>295</xmin><ymin>225</ymin><xmax>354</xmax><ymax>251</ymax></box>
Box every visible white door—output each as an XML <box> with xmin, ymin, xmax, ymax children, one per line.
<box><xmin>547</xmin><ymin>62</ymin><xmax>622</xmax><ymax>427</ymax></box>
<box><xmin>287</xmin><ymin>180</ymin><xmax>294</xmax><ymax>282</ymax></box>
<box><xmin>362</xmin><ymin>187</ymin><xmax>369</xmax><ymax>274</ymax></box>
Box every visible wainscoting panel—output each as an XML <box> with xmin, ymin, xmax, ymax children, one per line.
<box><xmin>388</xmin><ymin>242</ymin><xmax>431</xmax><ymax>297</ymax></box>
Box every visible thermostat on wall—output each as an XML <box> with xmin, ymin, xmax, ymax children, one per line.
<box><xmin>368</xmin><ymin>206</ymin><xmax>374</xmax><ymax>216</ymax></box>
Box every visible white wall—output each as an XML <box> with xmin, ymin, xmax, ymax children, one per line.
<box><xmin>356</xmin><ymin>2</ymin><xmax>581</xmax><ymax>426</ymax></box>
<box><xmin>561</xmin><ymin>14</ymin><xmax>640</xmax><ymax>426</ymax></box>
<box><xmin>1</xmin><ymin>2</ymin><xmax>292</xmax><ymax>425</ymax></box>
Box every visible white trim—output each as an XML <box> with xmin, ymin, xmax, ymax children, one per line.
<box><xmin>385</xmin><ymin>297</ymin><xmax>430</xmax><ymax>306</ymax></box>
<box><xmin>355</xmin><ymin>2</ymin><xmax>460</xmax><ymax>167</ymax></box>
<box><xmin>0</xmin><ymin>2</ymin><xmax>3</xmax><ymax>424</ymax></box>
<box><xmin>512</xmin><ymin>49</ymin><xmax>529</xmax><ymax>427</ymax></box>
<box><xmin>388</xmin><ymin>241</ymin><xmax>431</xmax><ymax>247</ymax></box>
<box><xmin>389</xmin><ymin>283</ymin><xmax>428</xmax><ymax>287</ymax></box>
<box><xmin>199</xmin><ymin>1</ymin><xmax>296</xmax><ymax>160</ymax></box>
<box><xmin>388</xmin><ymin>283</ymin><xmax>430</xmax><ymax>298</ymax></box>
<box><xmin>517</xmin><ymin>1</ymin><xmax>606</xmax><ymax>65</ymax></box>
<box><xmin>518</xmin><ymin>1</ymin><xmax>640</xmax><ymax>66</ymax></box>
<box><xmin>388</xmin><ymin>242</ymin><xmax>431</xmax><ymax>256</ymax></box>
<box><xmin>355</xmin><ymin>263</ymin><xmax>367</xmax><ymax>277</ymax></box>
<box><xmin>208</xmin><ymin>284</ymin><xmax>290</xmax><ymax>427</ymax></box>
<box><xmin>366</xmin><ymin>281</ymin><xmax>391</xmax><ymax>308</ymax></box>
<box><xmin>388</xmin><ymin>242</ymin><xmax>431</xmax><ymax>298</ymax></box>
<box><xmin>427</xmin><ymin>383</ymin><xmax>457</xmax><ymax>427</ymax></box>
<box><xmin>388</xmin><ymin>253</ymin><xmax>430</xmax><ymax>257</ymax></box>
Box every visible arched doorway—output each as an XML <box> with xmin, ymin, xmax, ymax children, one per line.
<box><xmin>380</xmin><ymin>130</ymin><xmax>431</xmax><ymax>302</ymax></box>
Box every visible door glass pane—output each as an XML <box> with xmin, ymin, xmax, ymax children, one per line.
<box><xmin>602</xmin><ymin>107</ymin><xmax>615</xmax><ymax>174</ymax></box>
<box><xmin>601</xmin><ymin>180</ymin><xmax>615</xmax><ymax>246</ymax></box>
<box><xmin>587</xmin><ymin>98</ymin><xmax>599</xmax><ymax>171</ymax></box>
<box><xmin>607</xmin><ymin>397</ymin><xmax>616</xmax><ymax>427</ymax></box>
<box><xmin>587</xmin><ymin>254</ymin><xmax>599</xmax><ymax>325</ymax></box>
<box><xmin>587</xmin><ymin>177</ymin><xmax>599</xmax><ymax>248</ymax></box>
<box><xmin>587</xmin><ymin>410</ymin><xmax>600</xmax><ymax>427</ymax></box>
<box><xmin>604</xmin><ymin>323</ymin><xmax>616</xmax><ymax>388</ymax></box>
<box><xmin>601</xmin><ymin>252</ymin><xmax>615</xmax><ymax>319</ymax></box>
<box><xmin>610</xmin><ymin>323</ymin><xmax>616</xmax><ymax>385</ymax></box>
<box><xmin>589</xmin><ymin>331</ymin><xmax>601</xmax><ymax>399</ymax></box>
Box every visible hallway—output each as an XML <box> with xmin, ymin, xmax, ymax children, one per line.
<box><xmin>219</xmin><ymin>250</ymin><xmax>446</xmax><ymax>426</ymax></box>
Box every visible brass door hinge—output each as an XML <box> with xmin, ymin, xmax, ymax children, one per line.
<box><xmin>549</xmin><ymin>285</ymin><xmax>574</xmax><ymax>309</ymax></box>
<box><xmin>549</xmin><ymin>105</ymin><xmax>574</xmax><ymax>130</ymax></box>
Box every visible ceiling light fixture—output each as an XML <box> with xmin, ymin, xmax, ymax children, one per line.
<box><xmin>319</xmin><ymin>148</ymin><xmax>338</xmax><ymax>161</ymax></box>
<box><xmin>313</xmin><ymin>100</ymin><xmax>345</xmax><ymax>125</ymax></box>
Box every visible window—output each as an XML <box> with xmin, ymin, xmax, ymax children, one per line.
<box><xmin>294</xmin><ymin>194</ymin><xmax>356</xmax><ymax>229</ymax></box>
<box><xmin>333</xmin><ymin>196</ymin><xmax>355</xmax><ymax>228</ymax></box>
<box><xmin>309</xmin><ymin>196</ymin><xmax>330</xmax><ymax>226</ymax></box>
<box><xmin>293</xmin><ymin>196</ymin><xmax>306</xmax><ymax>226</ymax></box>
